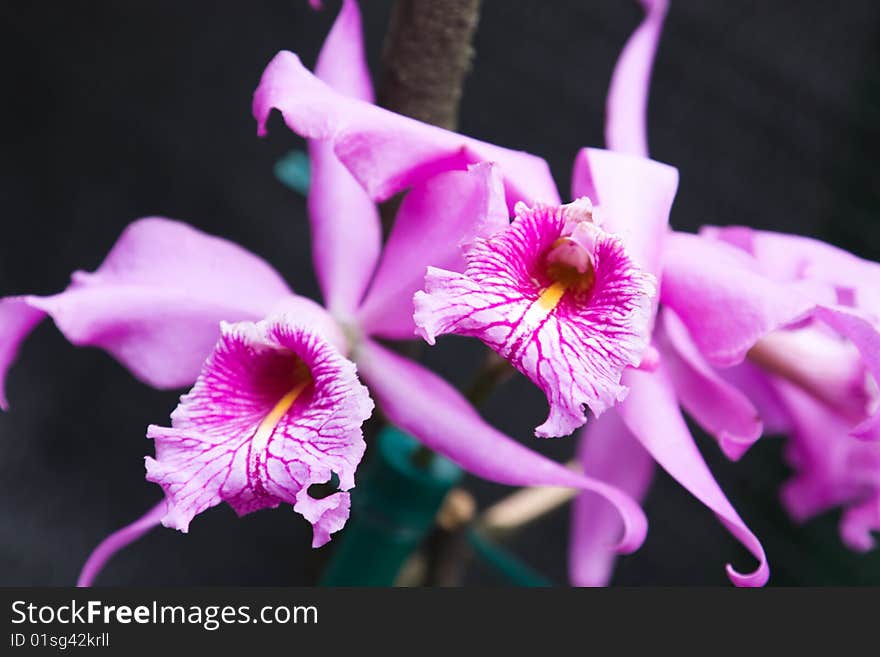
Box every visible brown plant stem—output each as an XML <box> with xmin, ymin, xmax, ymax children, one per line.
<box><xmin>375</xmin><ymin>2</ymin><xmax>517</xmax><ymax>586</ymax></box>
<box><xmin>379</xmin><ymin>0</ymin><xmax>482</xmax><ymax>130</ymax></box>
<box><xmin>378</xmin><ymin>0</ymin><xmax>483</xmax><ymax>237</ymax></box>
<box><xmin>464</xmin><ymin>351</ymin><xmax>515</xmax><ymax>406</ymax></box>
<box><xmin>377</xmin><ymin>0</ymin><xmax>489</xmax><ymax>472</ymax></box>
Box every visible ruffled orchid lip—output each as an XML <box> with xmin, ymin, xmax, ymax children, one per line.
<box><xmin>536</xmin><ymin>200</ymin><xmax>601</xmax><ymax>310</ymax></box>
<box><xmin>415</xmin><ymin>197</ymin><xmax>657</xmax><ymax>438</ymax></box>
<box><xmin>242</xmin><ymin>358</ymin><xmax>314</xmax><ymax>498</ymax></box>
<box><xmin>146</xmin><ymin>314</ymin><xmax>373</xmax><ymax>548</ymax></box>
<box><xmin>522</xmin><ymin>198</ymin><xmax>657</xmax><ymax>327</ymax></box>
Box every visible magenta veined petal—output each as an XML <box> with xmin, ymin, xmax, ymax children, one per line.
<box><xmin>252</xmin><ymin>50</ymin><xmax>561</xmax><ymax>210</ymax></box>
<box><xmin>571</xmin><ymin>147</ymin><xmax>678</xmax><ymax>279</ymax></box>
<box><xmin>415</xmin><ymin>199</ymin><xmax>656</xmax><ymax>437</ymax></box>
<box><xmin>358</xmin><ymin>163</ymin><xmax>509</xmax><ymax>339</ymax></box>
<box><xmin>355</xmin><ymin>338</ymin><xmax>648</xmax><ymax>554</ymax></box>
<box><xmin>308</xmin><ymin>0</ymin><xmax>381</xmax><ymax>317</ymax></box>
<box><xmin>0</xmin><ymin>218</ymin><xmax>292</xmax><ymax>404</ymax></box>
<box><xmin>569</xmin><ymin>410</ymin><xmax>654</xmax><ymax>587</ymax></box>
<box><xmin>660</xmin><ymin>309</ymin><xmax>763</xmax><ymax>461</ymax></box>
<box><xmin>605</xmin><ymin>0</ymin><xmax>669</xmax><ymax>157</ymax></box>
<box><xmin>618</xmin><ymin>366</ymin><xmax>770</xmax><ymax>586</ymax></box>
<box><xmin>146</xmin><ymin>313</ymin><xmax>373</xmax><ymax>548</ymax></box>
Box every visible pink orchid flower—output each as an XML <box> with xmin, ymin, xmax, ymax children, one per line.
<box><xmin>255</xmin><ymin>26</ymin><xmax>673</xmax><ymax>442</ymax></box>
<box><xmin>572</xmin><ymin>0</ymin><xmax>880</xmax><ymax>585</ymax></box>
<box><xmin>0</xmin><ymin>220</ymin><xmax>376</xmax><ymax>557</ymax></box>
<box><xmin>254</xmin><ymin>0</ymin><xmax>770</xmax><ymax>585</ymax></box>
<box><xmin>734</xmin><ymin>332</ymin><xmax>880</xmax><ymax>553</ymax></box>
<box><xmin>665</xmin><ymin>227</ymin><xmax>880</xmax><ymax>550</ymax></box>
<box><xmin>0</xmin><ymin>0</ymin><xmax>648</xmax><ymax>586</ymax></box>
<box><xmin>778</xmin><ymin>379</ymin><xmax>880</xmax><ymax>553</ymax></box>
<box><xmin>682</xmin><ymin>226</ymin><xmax>880</xmax><ymax>437</ymax></box>
<box><xmin>413</xmin><ymin>197</ymin><xmax>658</xmax><ymax>438</ymax></box>
<box><xmin>562</xmin><ymin>0</ymin><xmax>770</xmax><ymax>587</ymax></box>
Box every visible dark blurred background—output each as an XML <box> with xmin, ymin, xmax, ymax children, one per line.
<box><xmin>1</xmin><ymin>0</ymin><xmax>878</xmax><ymax>586</ymax></box>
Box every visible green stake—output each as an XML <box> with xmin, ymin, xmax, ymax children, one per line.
<box><xmin>319</xmin><ymin>427</ymin><xmax>462</xmax><ymax>586</ymax></box>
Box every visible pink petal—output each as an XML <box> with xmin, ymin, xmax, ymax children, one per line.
<box><xmin>812</xmin><ymin>306</ymin><xmax>880</xmax><ymax>438</ymax></box>
<box><xmin>778</xmin><ymin>385</ymin><xmax>856</xmax><ymax>522</ymax></box>
<box><xmin>605</xmin><ymin>0</ymin><xmax>669</xmax><ymax>157</ymax></box>
<box><xmin>414</xmin><ymin>201</ymin><xmax>656</xmax><ymax>437</ymax></box>
<box><xmin>0</xmin><ymin>298</ymin><xmax>45</xmax><ymax>410</ymax></box>
<box><xmin>77</xmin><ymin>500</ymin><xmax>167</xmax><ymax>587</ymax></box>
<box><xmin>748</xmin><ymin>324</ymin><xmax>876</xmax><ymax>429</ymax></box>
<box><xmin>308</xmin><ymin>0</ymin><xmax>381</xmax><ymax>316</ymax></box>
<box><xmin>357</xmin><ymin>163</ymin><xmax>508</xmax><ymax>339</ymax></box>
<box><xmin>840</xmin><ymin>497</ymin><xmax>880</xmax><ymax>552</ymax></box>
<box><xmin>146</xmin><ymin>313</ymin><xmax>373</xmax><ymax>548</ymax></box>
<box><xmin>314</xmin><ymin>0</ymin><xmax>372</xmax><ymax>103</ymax></box>
<box><xmin>776</xmin><ymin>381</ymin><xmax>880</xmax><ymax>550</ymax></box>
<box><xmin>571</xmin><ymin>148</ymin><xmax>678</xmax><ymax>278</ymax></box>
<box><xmin>569</xmin><ymin>410</ymin><xmax>654</xmax><ymax>586</ymax></box>
<box><xmin>660</xmin><ymin>231</ymin><xmax>824</xmax><ymax>366</ymax></box>
<box><xmin>703</xmin><ymin>225</ymin><xmax>880</xmax><ymax>309</ymax></box>
<box><xmin>294</xmin><ymin>486</ymin><xmax>351</xmax><ymax>548</ymax></box>
<box><xmin>692</xmin><ymin>229</ymin><xmax>880</xmax><ymax>436</ymax></box>
<box><xmin>1</xmin><ymin>218</ymin><xmax>291</xmax><ymax>401</ymax></box>
<box><xmin>618</xmin><ymin>366</ymin><xmax>770</xmax><ymax>586</ymax></box>
<box><xmin>253</xmin><ymin>51</ymin><xmax>561</xmax><ymax>210</ymax></box>
<box><xmin>660</xmin><ymin>309</ymin><xmax>763</xmax><ymax>460</ymax></box>
<box><xmin>355</xmin><ymin>338</ymin><xmax>648</xmax><ymax>554</ymax></box>
<box><xmin>718</xmin><ymin>361</ymin><xmax>791</xmax><ymax>435</ymax></box>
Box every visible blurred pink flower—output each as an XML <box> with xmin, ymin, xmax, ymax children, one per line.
<box><xmin>779</xmin><ymin>381</ymin><xmax>880</xmax><ymax>552</ymax></box>
<box><xmin>566</xmin><ymin>0</ymin><xmax>772</xmax><ymax>587</ymax></box>
<box><xmin>673</xmin><ymin>228</ymin><xmax>880</xmax><ymax>551</ymax></box>
<box><xmin>570</xmin><ymin>0</ymin><xmax>880</xmax><ymax>586</ymax></box>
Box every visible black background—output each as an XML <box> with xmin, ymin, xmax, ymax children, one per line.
<box><xmin>1</xmin><ymin>0</ymin><xmax>878</xmax><ymax>586</ymax></box>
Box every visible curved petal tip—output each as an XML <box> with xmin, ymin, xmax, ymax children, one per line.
<box><xmin>726</xmin><ymin>560</ymin><xmax>770</xmax><ymax>588</ymax></box>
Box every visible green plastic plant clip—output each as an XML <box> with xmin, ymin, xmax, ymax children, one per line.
<box><xmin>273</xmin><ymin>149</ymin><xmax>311</xmax><ymax>196</ymax></box>
<box><xmin>319</xmin><ymin>426</ymin><xmax>462</xmax><ymax>586</ymax></box>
